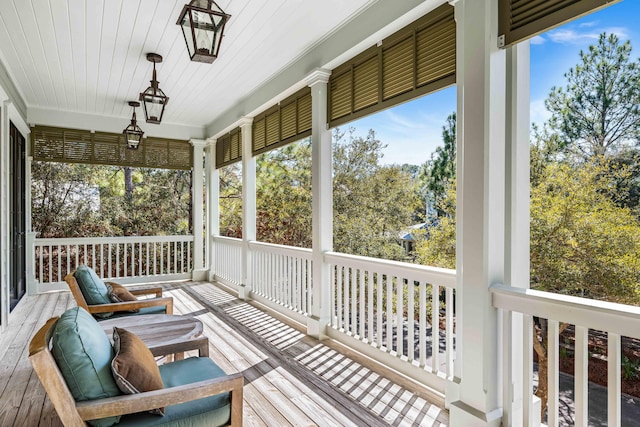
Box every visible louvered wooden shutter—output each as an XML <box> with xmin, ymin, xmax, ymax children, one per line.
<box><xmin>215</xmin><ymin>127</ymin><xmax>242</xmax><ymax>169</ymax></box>
<box><xmin>498</xmin><ymin>0</ymin><xmax>620</xmax><ymax>48</ymax></box>
<box><xmin>252</xmin><ymin>87</ymin><xmax>312</xmax><ymax>156</ymax></box>
<box><xmin>329</xmin><ymin>3</ymin><xmax>455</xmax><ymax>128</ymax></box>
<box><xmin>31</xmin><ymin>126</ymin><xmax>192</xmax><ymax>170</ymax></box>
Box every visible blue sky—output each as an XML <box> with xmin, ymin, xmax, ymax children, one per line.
<box><xmin>346</xmin><ymin>0</ymin><xmax>640</xmax><ymax>166</ymax></box>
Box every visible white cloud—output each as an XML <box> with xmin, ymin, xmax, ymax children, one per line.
<box><xmin>530</xmin><ymin>35</ymin><xmax>546</xmax><ymax>45</ymax></box>
<box><xmin>530</xmin><ymin>98</ymin><xmax>552</xmax><ymax>128</ymax></box>
<box><xmin>603</xmin><ymin>26</ymin><xmax>630</xmax><ymax>40</ymax></box>
<box><xmin>546</xmin><ymin>25</ymin><xmax>629</xmax><ymax>45</ymax></box>
<box><xmin>579</xmin><ymin>21</ymin><xmax>598</xmax><ymax>28</ymax></box>
<box><xmin>547</xmin><ymin>28</ymin><xmax>599</xmax><ymax>44</ymax></box>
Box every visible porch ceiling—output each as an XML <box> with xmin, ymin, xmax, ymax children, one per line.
<box><xmin>0</xmin><ymin>0</ymin><xmax>376</xmax><ymax>136</ymax></box>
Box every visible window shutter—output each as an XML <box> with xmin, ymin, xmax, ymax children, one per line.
<box><xmin>215</xmin><ymin>127</ymin><xmax>242</xmax><ymax>169</ymax></box>
<box><xmin>31</xmin><ymin>126</ymin><xmax>192</xmax><ymax>170</ymax></box>
<box><xmin>498</xmin><ymin>0</ymin><xmax>620</xmax><ymax>48</ymax></box>
<box><xmin>251</xmin><ymin>87</ymin><xmax>312</xmax><ymax>156</ymax></box>
<box><xmin>328</xmin><ymin>3</ymin><xmax>455</xmax><ymax>128</ymax></box>
<box><xmin>353</xmin><ymin>53</ymin><xmax>378</xmax><ymax>112</ymax></box>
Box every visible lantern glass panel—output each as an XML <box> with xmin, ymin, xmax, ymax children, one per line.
<box><xmin>124</xmin><ymin>127</ymin><xmax>143</xmax><ymax>150</ymax></box>
<box><xmin>181</xmin><ymin>20</ymin><xmax>196</xmax><ymax>56</ymax></box>
<box><xmin>193</xmin><ymin>10</ymin><xmax>215</xmax><ymax>55</ymax></box>
<box><xmin>140</xmin><ymin>86</ymin><xmax>168</xmax><ymax>124</ymax></box>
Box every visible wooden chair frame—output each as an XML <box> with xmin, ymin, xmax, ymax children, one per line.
<box><xmin>29</xmin><ymin>317</ymin><xmax>244</xmax><ymax>427</ymax></box>
<box><xmin>64</xmin><ymin>273</ymin><xmax>174</xmax><ymax>315</ymax></box>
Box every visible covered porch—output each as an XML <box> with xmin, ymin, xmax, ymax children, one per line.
<box><xmin>0</xmin><ymin>0</ymin><xmax>638</xmax><ymax>426</ymax></box>
<box><xmin>1</xmin><ymin>280</ymin><xmax>448</xmax><ymax>426</ymax></box>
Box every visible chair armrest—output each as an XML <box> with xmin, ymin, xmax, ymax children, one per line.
<box><xmin>130</xmin><ymin>287</ymin><xmax>163</xmax><ymax>298</ymax></box>
<box><xmin>105</xmin><ymin>282</ymin><xmax>164</xmax><ymax>298</ymax></box>
<box><xmin>86</xmin><ymin>296</ymin><xmax>174</xmax><ymax>315</ymax></box>
<box><xmin>149</xmin><ymin>336</ymin><xmax>209</xmax><ymax>358</ymax></box>
<box><xmin>76</xmin><ymin>372</ymin><xmax>244</xmax><ymax>421</ymax></box>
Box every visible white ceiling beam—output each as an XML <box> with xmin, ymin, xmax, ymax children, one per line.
<box><xmin>27</xmin><ymin>107</ymin><xmax>205</xmax><ymax>141</ymax></box>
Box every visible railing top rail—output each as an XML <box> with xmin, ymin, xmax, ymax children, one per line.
<box><xmin>491</xmin><ymin>283</ymin><xmax>640</xmax><ymax>340</ymax></box>
<box><xmin>324</xmin><ymin>251</ymin><xmax>456</xmax><ymax>288</ymax></box>
<box><xmin>213</xmin><ymin>236</ymin><xmax>243</xmax><ymax>245</ymax></box>
<box><xmin>34</xmin><ymin>235</ymin><xmax>195</xmax><ymax>245</ymax></box>
<box><xmin>248</xmin><ymin>240</ymin><xmax>312</xmax><ymax>257</ymax></box>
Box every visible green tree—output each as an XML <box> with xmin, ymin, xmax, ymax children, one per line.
<box><xmin>256</xmin><ymin>139</ymin><xmax>312</xmax><ymax>247</ymax></box>
<box><xmin>414</xmin><ymin>181</ymin><xmax>456</xmax><ymax>268</ymax></box>
<box><xmin>530</xmin><ymin>158</ymin><xmax>640</xmax><ymax>414</ymax></box>
<box><xmin>545</xmin><ymin>33</ymin><xmax>640</xmax><ymax>158</ymax></box>
<box><xmin>31</xmin><ymin>162</ymin><xmax>113</xmax><ymax>237</ymax></box>
<box><xmin>32</xmin><ymin>162</ymin><xmax>192</xmax><ymax>238</ymax></box>
<box><xmin>422</xmin><ymin>112</ymin><xmax>456</xmax><ymax>217</ymax></box>
<box><xmin>333</xmin><ymin>128</ymin><xmax>420</xmax><ymax>260</ymax></box>
<box><xmin>219</xmin><ymin>164</ymin><xmax>243</xmax><ymax>237</ymax></box>
<box><xmin>530</xmin><ymin>159</ymin><xmax>640</xmax><ymax>302</ymax></box>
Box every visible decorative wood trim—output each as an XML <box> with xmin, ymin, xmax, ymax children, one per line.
<box><xmin>328</xmin><ymin>3</ymin><xmax>455</xmax><ymax>128</ymax></box>
<box><xmin>31</xmin><ymin>125</ymin><xmax>193</xmax><ymax>170</ymax></box>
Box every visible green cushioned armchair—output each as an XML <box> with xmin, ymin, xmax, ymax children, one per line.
<box><xmin>65</xmin><ymin>265</ymin><xmax>173</xmax><ymax>319</ymax></box>
<box><xmin>29</xmin><ymin>309</ymin><xmax>243</xmax><ymax>427</ymax></box>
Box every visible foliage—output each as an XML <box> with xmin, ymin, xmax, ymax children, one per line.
<box><xmin>622</xmin><ymin>355</ymin><xmax>640</xmax><ymax>381</ymax></box>
<box><xmin>414</xmin><ymin>181</ymin><xmax>456</xmax><ymax>268</ymax></box>
<box><xmin>219</xmin><ymin>164</ymin><xmax>243</xmax><ymax>237</ymax></box>
<box><xmin>31</xmin><ymin>162</ymin><xmax>112</xmax><ymax>237</ymax></box>
<box><xmin>333</xmin><ymin>128</ymin><xmax>421</xmax><ymax>260</ymax></box>
<box><xmin>31</xmin><ymin>161</ymin><xmax>192</xmax><ymax>238</ymax></box>
<box><xmin>421</xmin><ymin>112</ymin><xmax>456</xmax><ymax>217</ymax></box>
<box><xmin>256</xmin><ymin>140</ymin><xmax>312</xmax><ymax>247</ymax></box>
<box><xmin>530</xmin><ymin>158</ymin><xmax>640</xmax><ymax>304</ymax></box>
<box><xmin>545</xmin><ymin>33</ymin><xmax>640</xmax><ymax>158</ymax></box>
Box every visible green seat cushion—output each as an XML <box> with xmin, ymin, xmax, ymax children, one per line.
<box><xmin>51</xmin><ymin>307</ymin><xmax>121</xmax><ymax>427</ymax></box>
<box><xmin>106</xmin><ymin>305</ymin><xmax>166</xmax><ymax>320</ymax></box>
<box><xmin>114</xmin><ymin>357</ymin><xmax>231</xmax><ymax>427</ymax></box>
<box><xmin>74</xmin><ymin>265</ymin><xmax>113</xmax><ymax>319</ymax></box>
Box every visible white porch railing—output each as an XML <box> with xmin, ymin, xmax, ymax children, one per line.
<box><xmin>325</xmin><ymin>251</ymin><xmax>456</xmax><ymax>394</ymax></box>
<box><xmin>492</xmin><ymin>284</ymin><xmax>640</xmax><ymax>427</ymax></box>
<box><xmin>211</xmin><ymin>236</ymin><xmax>457</xmax><ymax>393</ymax></box>
<box><xmin>250</xmin><ymin>241</ymin><xmax>312</xmax><ymax>322</ymax></box>
<box><xmin>32</xmin><ymin>235</ymin><xmax>194</xmax><ymax>292</ymax></box>
<box><xmin>212</xmin><ymin>236</ymin><xmax>243</xmax><ymax>286</ymax></box>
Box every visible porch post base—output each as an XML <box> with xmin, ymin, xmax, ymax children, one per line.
<box><xmin>449</xmin><ymin>401</ymin><xmax>503</xmax><ymax>427</ymax></box>
<box><xmin>307</xmin><ymin>315</ymin><xmax>329</xmax><ymax>340</ymax></box>
<box><xmin>238</xmin><ymin>285</ymin><xmax>251</xmax><ymax>301</ymax></box>
<box><xmin>445</xmin><ymin>378</ymin><xmax>461</xmax><ymax>409</ymax></box>
<box><xmin>191</xmin><ymin>269</ymin><xmax>208</xmax><ymax>281</ymax></box>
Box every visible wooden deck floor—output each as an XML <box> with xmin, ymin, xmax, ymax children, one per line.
<box><xmin>0</xmin><ymin>281</ymin><xmax>448</xmax><ymax>427</ymax></box>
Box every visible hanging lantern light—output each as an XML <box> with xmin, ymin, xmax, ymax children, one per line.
<box><xmin>177</xmin><ymin>0</ymin><xmax>230</xmax><ymax>64</ymax></box>
<box><xmin>123</xmin><ymin>101</ymin><xmax>144</xmax><ymax>150</ymax></box>
<box><xmin>139</xmin><ymin>53</ymin><xmax>169</xmax><ymax>124</ymax></box>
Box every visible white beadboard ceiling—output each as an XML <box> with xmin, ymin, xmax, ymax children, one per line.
<box><xmin>0</xmin><ymin>0</ymin><xmax>377</xmax><ymax>135</ymax></box>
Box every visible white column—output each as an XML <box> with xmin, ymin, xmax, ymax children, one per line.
<box><xmin>239</xmin><ymin>117</ymin><xmax>255</xmax><ymax>300</ymax></box>
<box><xmin>449</xmin><ymin>0</ymin><xmax>506</xmax><ymax>425</ymax></box>
<box><xmin>305</xmin><ymin>68</ymin><xmax>332</xmax><ymax>339</ymax></box>
<box><xmin>26</xmin><ymin>147</ymin><xmax>37</xmax><ymax>295</ymax></box>
<box><xmin>504</xmin><ymin>41</ymin><xmax>537</xmax><ymax>427</ymax></box>
<box><xmin>205</xmin><ymin>139</ymin><xmax>220</xmax><ymax>282</ymax></box>
<box><xmin>191</xmin><ymin>139</ymin><xmax>207</xmax><ymax>280</ymax></box>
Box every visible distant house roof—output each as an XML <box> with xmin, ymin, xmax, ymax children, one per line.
<box><xmin>399</xmin><ymin>223</ymin><xmax>428</xmax><ymax>241</ymax></box>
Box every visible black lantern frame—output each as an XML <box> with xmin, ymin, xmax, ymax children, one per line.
<box><xmin>177</xmin><ymin>0</ymin><xmax>230</xmax><ymax>64</ymax></box>
<box><xmin>139</xmin><ymin>53</ymin><xmax>169</xmax><ymax>124</ymax></box>
<box><xmin>123</xmin><ymin>101</ymin><xmax>144</xmax><ymax>150</ymax></box>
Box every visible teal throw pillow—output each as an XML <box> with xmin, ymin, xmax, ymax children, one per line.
<box><xmin>51</xmin><ymin>307</ymin><xmax>121</xmax><ymax>427</ymax></box>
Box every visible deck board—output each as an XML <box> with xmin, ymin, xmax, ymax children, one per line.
<box><xmin>0</xmin><ymin>281</ymin><xmax>448</xmax><ymax>426</ymax></box>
